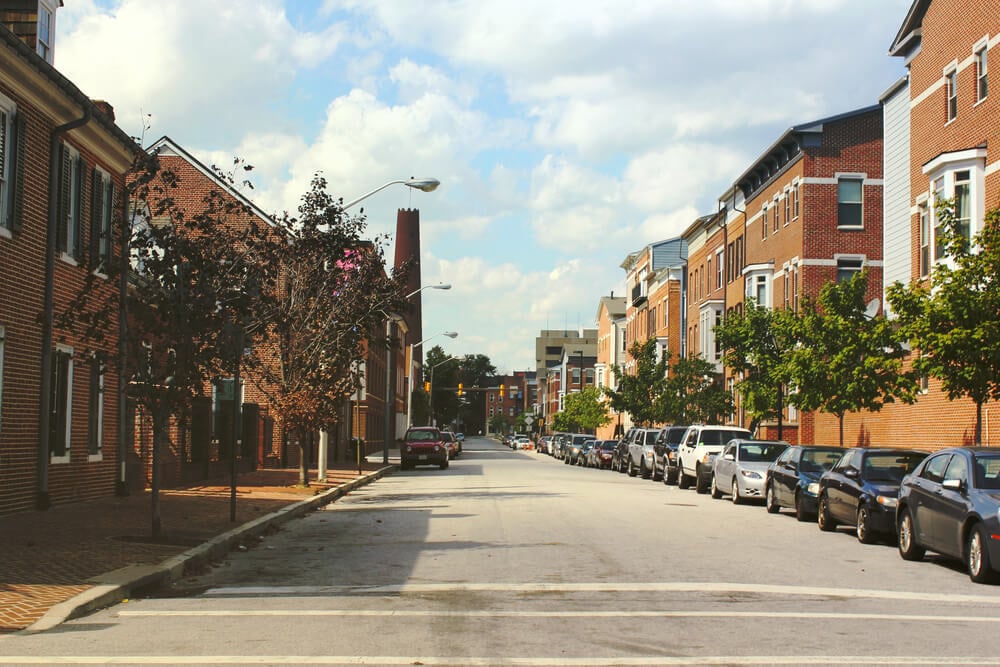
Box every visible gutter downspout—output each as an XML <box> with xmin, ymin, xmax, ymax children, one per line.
<box><xmin>116</xmin><ymin>201</ymin><xmax>130</xmax><ymax>495</ymax></box>
<box><xmin>37</xmin><ymin>107</ymin><xmax>92</xmax><ymax>510</ymax></box>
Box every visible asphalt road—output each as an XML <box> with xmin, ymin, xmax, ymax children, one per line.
<box><xmin>4</xmin><ymin>435</ymin><xmax>1000</xmax><ymax>665</ymax></box>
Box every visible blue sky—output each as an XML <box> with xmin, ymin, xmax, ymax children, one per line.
<box><xmin>56</xmin><ymin>0</ymin><xmax>912</xmax><ymax>373</ymax></box>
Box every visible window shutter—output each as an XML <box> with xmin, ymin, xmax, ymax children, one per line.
<box><xmin>89</xmin><ymin>167</ymin><xmax>102</xmax><ymax>268</ymax></box>
<box><xmin>73</xmin><ymin>157</ymin><xmax>85</xmax><ymax>259</ymax></box>
<box><xmin>56</xmin><ymin>143</ymin><xmax>70</xmax><ymax>252</ymax></box>
<box><xmin>109</xmin><ymin>183</ymin><xmax>120</xmax><ymax>263</ymax></box>
<box><xmin>5</xmin><ymin>112</ymin><xmax>27</xmax><ymax>233</ymax></box>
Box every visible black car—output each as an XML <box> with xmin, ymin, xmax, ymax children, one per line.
<box><xmin>654</xmin><ymin>425</ymin><xmax>688</xmax><ymax>484</ymax></box>
<box><xmin>611</xmin><ymin>429</ymin><xmax>635</xmax><ymax>473</ymax></box>
<box><xmin>817</xmin><ymin>448</ymin><xmax>928</xmax><ymax>543</ymax></box>
<box><xmin>765</xmin><ymin>445</ymin><xmax>844</xmax><ymax>521</ymax></box>
<box><xmin>897</xmin><ymin>447</ymin><xmax>1000</xmax><ymax>584</ymax></box>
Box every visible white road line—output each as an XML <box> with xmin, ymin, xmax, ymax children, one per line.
<box><xmin>117</xmin><ymin>609</ymin><xmax>1000</xmax><ymax>623</ymax></box>
<box><xmin>199</xmin><ymin>581</ymin><xmax>1000</xmax><ymax>604</ymax></box>
<box><xmin>0</xmin><ymin>656</ymin><xmax>996</xmax><ymax>665</ymax></box>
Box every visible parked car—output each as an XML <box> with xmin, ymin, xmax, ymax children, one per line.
<box><xmin>587</xmin><ymin>440</ymin><xmax>618</xmax><ymax>469</ymax></box>
<box><xmin>626</xmin><ymin>428</ymin><xmax>663</xmax><ymax>479</ymax></box>
<box><xmin>513</xmin><ymin>434</ymin><xmax>531</xmax><ymax>450</ymax></box>
<box><xmin>576</xmin><ymin>439</ymin><xmax>596</xmax><ymax>465</ymax></box>
<box><xmin>537</xmin><ymin>435</ymin><xmax>553</xmax><ymax>455</ymax></box>
<box><xmin>816</xmin><ymin>447</ymin><xmax>927</xmax><ymax>543</ymax></box>
<box><xmin>552</xmin><ymin>433</ymin><xmax>570</xmax><ymax>460</ymax></box>
<box><xmin>897</xmin><ymin>447</ymin><xmax>1000</xmax><ymax>583</ymax></box>
<box><xmin>676</xmin><ymin>425</ymin><xmax>753</xmax><ymax>493</ymax></box>
<box><xmin>440</xmin><ymin>430</ymin><xmax>461</xmax><ymax>459</ymax></box>
<box><xmin>764</xmin><ymin>445</ymin><xmax>844</xmax><ymax>520</ymax></box>
<box><xmin>455</xmin><ymin>432</ymin><xmax>465</xmax><ymax>442</ymax></box>
<box><xmin>654</xmin><ymin>426</ymin><xmax>689</xmax><ymax>484</ymax></box>
<box><xmin>611</xmin><ymin>435</ymin><xmax>631</xmax><ymax>473</ymax></box>
<box><xmin>400</xmin><ymin>426</ymin><xmax>449</xmax><ymax>470</ymax></box>
<box><xmin>563</xmin><ymin>434</ymin><xmax>592</xmax><ymax>465</ymax></box>
<box><xmin>712</xmin><ymin>439</ymin><xmax>789</xmax><ymax>504</ymax></box>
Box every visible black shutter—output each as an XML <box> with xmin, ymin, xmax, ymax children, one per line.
<box><xmin>7</xmin><ymin>111</ymin><xmax>26</xmax><ymax>233</ymax></box>
<box><xmin>55</xmin><ymin>143</ymin><xmax>70</xmax><ymax>253</ymax></box>
<box><xmin>89</xmin><ymin>167</ymin><xmax>100</xmax><ymax>268</ymax></box>
<box><xmin>72</xmin><ymin>157</ymin><xmax>84</xmax><ymax>259</ymax></box>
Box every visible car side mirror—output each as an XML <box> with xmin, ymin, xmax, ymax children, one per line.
<box><xmin>845</xmin><ymin>468</ymin><xmax>859</xmax><ymax>479</ymax></box>
<box><xmin>724</xmin><ymin>453</ymin><xmax>735</xmax><ymax>461</ymax></box>
<box><xmin>788</xmin><ymin>461</ymin><xmax>798</xmax><ymax>472</ymax></box>
<box><xmin>942</xmin><ymin>478</ymin><xmax>965</xmax><ymax>492</ymax></box>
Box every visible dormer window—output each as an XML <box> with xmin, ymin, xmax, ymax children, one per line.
<box><xmin>36</xmin><ymin>3</ymin><xmax>52</xmax><ymax>62</ymax></box>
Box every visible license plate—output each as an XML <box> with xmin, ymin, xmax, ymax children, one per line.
<box><xmin>418</xmin><ymin>455</ymin><xmax>427</xmax><ymax>460</ymax></box>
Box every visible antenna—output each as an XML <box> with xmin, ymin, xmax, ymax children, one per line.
<box><xmin>864</xmin><ymin>298</ymin><xmax>880</xmax><ymax>320</ymax></box>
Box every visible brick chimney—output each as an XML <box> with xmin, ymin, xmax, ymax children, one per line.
<box><xmin>394</xmin><ymin>208</ymin><xmax>422</xmax><ymax>364</ymax></box>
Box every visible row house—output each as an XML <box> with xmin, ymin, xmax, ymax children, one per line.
<box><xmin>874</xmin><ymin>0</ymin><xmax>1000</xmax><ymax>447</ymax></box>
<box><xmin>683</xmin><ymin>212</ymin><xmax>726</xmax><ymax>373</ymax></box>
<box><xmin>594</xmin><ymin>294</ymin><xmax>626</xmax><ymax>439</ymax></box>
<box><xmin>620</xmin><ymin>237</ymin><xmax>687</xmax><ymax>373</ymax></box>
<box><xmin>0</xmin><ymin>5</ymin><xmax>138</xmax><ymax>514</ymax></box>
<box><xmin>711</xmin><ymin>105</ymin><xmax>886</xmax><ymax>444</ymax></box>
<box><xmin>484</xmin><ymin>373</ymin><xmax>526</xmax><ymax>433</ymax></box>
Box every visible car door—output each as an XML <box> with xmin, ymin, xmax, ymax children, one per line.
<box><xmin>909</xmin><ymin>452</ymin><xmax>953</xmax><ymax>552</ymax></box>
<box><xmin>827</xmin><ymin>450</ymin><xmax>859</xmax><ymax>523</ymax></box>
<box><xmin>770</xmin><ymin>447</ymin><xmax>797</xmax><ymax>507</ymax></box>
<box><xmin>677</xmin><ymin>428</ymin><xmax>697</xmax><ymax>475</ymax></box>
<box><xmin>933</xmin><ymin>453</ymin><xmax>973</xmax><ymax>559</ymax></box>
<box><xmin>716</xmin><ymin>442</ymin><xmax>736</xmax><ymax>486</ymax></box>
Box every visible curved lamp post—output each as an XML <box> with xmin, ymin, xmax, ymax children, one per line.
<box><xmin>343</xmin><ymin>178</ymin><xmax>440</xmax><ymax>210</ymax></box>
<box><xmin>406</xmin><ymin>331</ymin><xmax>458</xmax><ymax>429</ymax></box>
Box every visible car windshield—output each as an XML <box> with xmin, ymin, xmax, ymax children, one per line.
<box><xmin>700</xmin><ymin>430</ymin><xmax>750</xmax><ymax>446</ymax></box>
<box><xmin>407</xmin><ymin>430</ymin><xmax>438</xmax><ymax>441</ymax></box>
<box><xmin>800</xmin><ymin>449</ymin><xmax>843</xmax><ymax>474</ymax></box>
<box><xmin>739</xmin><ymin>443</ymin><xmax>787</xmax><ymax>462</ymax></box>
<box><xmin>974</xmin><ymin>454</ymin><xmax>1000</xmax><ymax>490</ymax></box>
<box><xmin>862</xmin><ymin>452</ymin><xmax>926</xmax><ymax>483</ymax></box>
<box><xmin>599</xmin><ymin>441</ymin><xmax>616</xmax><ymax>450</ymax></box>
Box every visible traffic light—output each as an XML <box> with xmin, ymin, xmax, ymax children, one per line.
<box><xmin>499</xmin><ymin>385</ymin><xmax>504</xmax><ymax>398</ymax></box>
<box><xmin>458</xmin><ymin>382</ymin><xmax>464</xmax><ymax>396</ymax></box>
<box><xmin>424</xmin><ymin>381</ymin><xmax>431</xmax><ymax>393</ymax></box>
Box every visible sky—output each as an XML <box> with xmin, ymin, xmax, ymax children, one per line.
<box><xmin>55</xmin><ymin>0</ymin><xmax>913</xmax><ymax>374</ymax></box>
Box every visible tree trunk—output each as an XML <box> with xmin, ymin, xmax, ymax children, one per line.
<box><xmin>150</xmin><ymin>403</ymin><xmax>169</xmax><ymax>539</ymax></box>
<box><xmin>975</xmin><ymin>401</ymin><xmax>984</xmax><ymax>446</ymax></box>
<box><xmin>298</xmin><ymin>428</ymin><xmax>309</xmax><ymax>486</ymax></box>
<box><xmin>838</xmin><ymin>414</ymin><xmax>845</xmax><ymax>448</ymax></box>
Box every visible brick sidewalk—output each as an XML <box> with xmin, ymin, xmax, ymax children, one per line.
<box><xmin>0</xmin><ymin>462</ymin><xmax>387</xmax><ymax>633</ymax></box>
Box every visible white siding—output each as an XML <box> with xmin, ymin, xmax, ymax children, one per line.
<box><xmin>882</xmin><ymin>78</ymin><xmax>911</xmax><ymax>316</ymax></box>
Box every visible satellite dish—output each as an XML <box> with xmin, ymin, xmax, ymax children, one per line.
<box><xmin>864</xmin><ymin>298</ymin><xmax>880</xmax><ymax>319</ymax></box>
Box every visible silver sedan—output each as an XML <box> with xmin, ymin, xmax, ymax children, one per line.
<box><xmin>712</xmin><ymin>439</ymin><xmax>789</xmax><ymax>504</ymax></box>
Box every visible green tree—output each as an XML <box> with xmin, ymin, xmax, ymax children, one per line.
<box><xmin>489</xmin><ymin>412</ymin><xmax>510</xmax><ymax>435</ymax></box>
<box><xmin>559</xmin><ymin>386</ymin><xmax>611</xmax><ymax>433</ymax></box>
<box><xmin>888</xmin><ymin>204</ymin><xmax>1000</xmax><ymax>445</ymax></box>
<box><xmin>660</xmin><ymin>355</ymin><xmax>734</xmax><ymax>425</ymax></box>
<box><xmin>605</xmin><ymin>339</ymin><xmax>667</xmax><ymax>426</ymax></box>
<box><xmin>715</xmin><ymin>301</ymin><xmax>795</xmax><ymax>436</ymax></box>
<box><xmin>785</xmin><ymin>272</ymin><xmax>917</xmax><ymax>447</ymax></box>
<box><xmin>424</xmin><ymin>345</ymin><xmax>460</xmax><ymax>427</ymax></box>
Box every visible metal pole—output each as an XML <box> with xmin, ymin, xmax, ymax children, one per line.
<box><xmin>405</xmin><ymin>343</ymin><xmax>415</xmax><ymax>429</ymax></box>
<box><xmin>230</xmin><ymin>325</ymin><xmax>243</xmax><ymax>523</ymax></box>
<box><xmin>383</xmin><ymin>318</ymin><xmax>393</xmax><ymax>464</ymax></box>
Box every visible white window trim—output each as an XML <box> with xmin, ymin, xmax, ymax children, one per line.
<box><xmin>943</xmin><ymin>60</ymin><xmax>959</xmax><ymax>125</ymax></box>
<box><xmin>51</xmin><ymin>345</ymin><xmax>73</xmax><ymax>464</ymax></box>
<box><xmin>922</xmin><ymin>148</ymin><xmax>987</xmax><ymax>269</ymax></box>
<box><xmin>93</xmin><ymin>167</ymin><xmax>113</xmax><ymax>279</ymax></box>
<box><xmin>743</xmin><ymin>265</ymin><xmax>774</xmax><ymax>309</ymax></box>
<box><xmin>836</xmin><ymin>172</ymin><xmax>867</xmax><ymax>230</ymax></box>
<box><xmin>973</xmin><ymin>37</ymin><xmax>989</xmax><ymax>106</ymax></box>
<box><xmin>0</xmin><ymin>92</ymin><xmax>15</xmax><ymax>238</ymax></box>
<box><xmin>59</xmin><ymin>144</ymin><xmax>82</xmax><ymax>266</ymax></box>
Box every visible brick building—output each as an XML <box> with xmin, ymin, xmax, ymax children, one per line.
<box><xmin>873</xmin><ymin>0</ymin><xmax>1000</xmax><ymax>447</ymax></box>
<box><xmin>594</xmin><ymin>294</ymin><xmax>626</xmax><ymax>439</ymax></box>
<box><xmin>0</xmin><ymin>7</ymin><xmax>138</xmax><ymax>514</ymax></box>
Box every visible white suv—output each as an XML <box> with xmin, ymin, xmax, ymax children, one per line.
<box><xmin>676</xmin><ymin>425</ymin><xmax>752</xmax><ymax>493</ymax></box>
<box><xmin>626</xmin><ymin>428</ymin><xmax>663</xmax><ymax>479</ymax></box>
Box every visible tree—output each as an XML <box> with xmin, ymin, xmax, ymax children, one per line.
<box><xmin>785</xmin><ymin>272</ymin><xmax>917</xmax><ymax>447</ymax></box>
<box><xmin>248</xmin><ymin>176</ymin><xmax>408</xmax><ymax>485</ymax></box>
<box><xmin>605</xmin><ymin>339</ymin><xmax>668</xmax><ymax>426</ymax></box>
<box><xmin>424</xmin><ymin>345</ymin><xmax>460</xmax><ymax>427</ymax></box>
<box><xmin>660</xmin><ymin>355</ymin><xmax>734</xmax><ymax>425</ymax></box>
<box><xmin>888</xmin><ymin>204</ymin><xmax>1000</xmax><ymax>445</ymax></box>
<box><xmin>489</xmin><ymin>412</ymin><xmax>510</xmax><ymax>435</ymax></box>
<box><xmin>559</xmin><ymin>386</ymin><xmax>611</xmax><ymax>433</ymax></box>
<box><xmin>715</xmin><ymin>302</ymin><xmax>795</xmax><ymax>436</ymax></box>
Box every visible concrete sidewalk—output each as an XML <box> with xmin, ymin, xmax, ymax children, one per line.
<box><xmin>0</xmin><ymin>456</ymin><xmax>397</xmax><ymax>634</ymax></box>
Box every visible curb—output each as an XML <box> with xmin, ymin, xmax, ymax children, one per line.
<box><xmin>23</xmin><ymin>465</ymin><xmax>396</xmax><ymax>634</ymax></box>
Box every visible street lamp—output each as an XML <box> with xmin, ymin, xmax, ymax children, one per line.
<box><xmin>407</xmin><ymin>331</ymin><xmax>458</xmax><ymax>428</ymax></box>
<box><xmin>382</xmin><ymin>283</ymin><xmax>453</xmax><ymax>463</ymax></box>
<box><xmin>343</xmin><ymin>178</ymin><xmax>440</xmax><ymax>210</ymax></box>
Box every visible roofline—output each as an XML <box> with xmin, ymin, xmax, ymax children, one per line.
<box><xmin>0</xmin><ymin>24</ymin><xmax>138</xmax><ymax>155</ymax></box>
<box><xmin>879</xmin><ymin>75</ymin><xmax>910</xmax><ymax>103</ymax></box>
<box><xmin>889</xmin><ymin>0</ymin><xmax>929</xmax><ymax>57</ymax></box>
<box><xmin>147</xmin><ymin>136</ymin><xmax>276</xmax><ymax>227</ymax></box>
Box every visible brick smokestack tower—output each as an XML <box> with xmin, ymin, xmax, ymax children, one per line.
<box><xmin>394</xmin><ymin>208</ymin><xmax>422</xmax><ymax>365</ymax></box>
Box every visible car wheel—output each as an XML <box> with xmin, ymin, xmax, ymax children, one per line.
<box><xmin>731</xmin><ymin>478</ymin><xmax>742</xmax><ymax>505</ymax></box>
<box><xmin>710</xmin><ymin>475</ymin><xmax>723</xmax><ymax>499</ymax></box>
<box><xmin>794</xmin><ymin>491</ymin><xmax>810</xmax><ymax>522</ymax></box>
<box><xmin>897</xmin><ymin>509</ymin><xmax>925</xmax><ymax>561</ymax></box>
<box><xmin>641</xmin><ymin>458</ymin><xmax>651</xmax><ymax>479</ymax></box>
<box><xmin>695</xmin><ymin>466</ymin><xmax>709</xmax><ymax>494</ymax></box>
<box><xmin>818</xmin><ymin>495</ymin><xmax>837</xmax><ymax>532</ymax></box>
<box><xmin>627</xmin><ymin>458</ymin><xmax>637</xmax><ymax>477</ymax></box>
<box><xmin>967</xmin><ymin>524</ymin><xmax>1000</xmax><ymax>584</ymax></box>
<box><xmin>856</xmin><ymin>506</ymin><xmax>876</xmax><ymax>544</ymax></box>
<box><xmin>765</xmin><ymin>484</ymin><xmax>780</xmax><ymax>514</ymax></box>
<box><xmin>678</xmin><ymin>467</ymin><xmax>691</xmax><ymax>489</ymax></box>
<box><xmin>663</xmin><ymin>468</ymin><xmax>673</xmax><ymax>485</ymax></box>
<box><xmin>439</xmin><ymin>458</ymin><xmax>449</xmax><ymax>470</ymax></box>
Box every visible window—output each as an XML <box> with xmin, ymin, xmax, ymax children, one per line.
<box><xmin>837</xmin><ymin>178</ymin><xmax>863</xmax><ymax>228</ymax></box>
<box><xmin>946</xmin><ymin>68</ymin><xmax>958</xmax><ymax>122</ymax></box>
<box><xmin>745</xmin><ymin>270</ymin><xmax>772</xmax><ymax>308</ymax></box>
<box><xmin>37</xmin><ymin>4</ymin><xmax>53</xmax><ymax>62</ymax></box>
<box><xmin>91</xmin><ymin>169</ymin><xmax>114</xmax><ymax>274</ymax></box>
<box><xmin>791</xmin><ymin>266</ymin><xmax>799</xmax><ymax>312</ymax></box>
<box><xmin>706</xmin><ymin>256</ymin><xmax>712</xmax><ymax>294</ymax></box>
<box><xmin>571</xmin><ymin>368</ymin><xmax>580</xmax><ymax>383</ymax></box>
<box><xmin>793</xmin><ymin>182</ymin><xmax>801</xmax><ymax>219</ymax></box>
<box><xmin>716</xmin><ymin>249</ymin><xmax>723</xmax><ymax>290</ymax></box>
<box><xmin>837</xmin><ymin>257</ymin><xmax>864</xmax><ymax>283</ymax></box>
<box><xmin>933</xmin><ymin>177</ymin><xmax>946</xmax><ymax>261</ymax></box>
<box><xmin>919</xmin><ymin>202</ymin><xmax>930</xmax><ymax>277</ymax></box>
<box><xmin>954</xmin><ymin>169</ymin><xmax>972</xmax><ymax>244</ymax></box>
<box><xmin>0</xmin><ymin>97</ymin><xmax>25</xmax><ymax>234</ymax></box>
<box><xmin>489</xmin><ymin>407</ymin><xmax>494</xmax><ymax>417</ymax></box>
<box><xmin>761</xmin><ymin>206</ymin><xmax>768</xmax><ymax>240</ymax></box>
<box><xmin>508</xmin><ymin>407</ymin><xmax>514</xmax><ymax>417</ymax></box>
<box><xmin>49</xmin><ymin>346</ymin><xmax>73</xmax><ymax>462</ymax></box>
<box><xmin>56</xmin><ymin>144</ymin><xmax>84</xmax><ymax>260</ymax></box>
<box><xmin>489</xmin><ymin>393</ymin><xmax>494</xmax><ymax>403</ymax></box>
<box><xmin>783</xmin><ymin>271</ymin><xmax>790</xmax><ymax>309</ymax></box>
<box><xmin>772</xmin><ymin>201</ymin><xmax>779</xmax><ymax>232</ymax></box>
<box><xmin>784</xmin><ymin>192</ymin><xmax>791</xmax><ymax>226</ymax></box>
<box><xmin>88</xmin><ymin>355</ymin><xmax>104</xmax><ymax>457</ymax></box>
<box><xmin>976</xmin><ymin>45</ymin><xmax>988</xmax><ymax>102</ymax></box>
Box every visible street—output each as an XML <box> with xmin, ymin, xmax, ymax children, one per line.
<box><xmin>4</xmin><ymin>435</ymin><xmax>1000</xmax><ymax>665</ymax></box>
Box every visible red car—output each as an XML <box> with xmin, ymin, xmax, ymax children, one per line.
<box><xmin>401</xmin><ymin>427</ymin><xmax>450</xmax><ymax>470</ymax></box>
